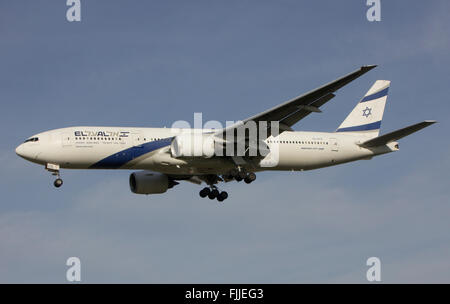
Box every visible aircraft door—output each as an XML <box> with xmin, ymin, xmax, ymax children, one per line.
<box><xmin>61</xmin><ymin>132</ymin><xmax>73</xmax><ymax>147</ymax></box>
<box><xmin>132</xmin><ymin>133</ymin><xmax>144</xmax><ymax>148</ymax></box>
<box><xmin>329</xmin><ymin>138</ymin><xmax>338</xmax><ymax>152</ymax></box>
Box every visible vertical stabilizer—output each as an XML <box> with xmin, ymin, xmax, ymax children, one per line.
<box><xmin>336</xmin><ymin>80</ymin><xmax>390</xmax><ymax>137</ymax></box>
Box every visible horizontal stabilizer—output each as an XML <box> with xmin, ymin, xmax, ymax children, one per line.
<box><xmin>359</xmin><ymin>120</ymin><xmax>436</xmax><ymax>148</ymax></box>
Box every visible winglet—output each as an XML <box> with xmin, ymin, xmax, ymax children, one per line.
<box><xmin>361</xmin><ymin>65</ymin><xmax>378</xmax><ymax>71</ymax></box>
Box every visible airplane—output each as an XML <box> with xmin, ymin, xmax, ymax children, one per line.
<box><xmin>15</xmin><ymin>65</ymin><xmax>436</xmax><ymax>202</ymax></box>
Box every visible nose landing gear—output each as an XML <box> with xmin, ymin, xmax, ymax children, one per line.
<box><xmin>46</xmin><ymin>163</ymin><xmax>63</xmax><ymax>188</ymax></box>
<box><xmin>54</xmin><ymin>178</ymin><xmax>63</xmax><ymax>188</ymax></box>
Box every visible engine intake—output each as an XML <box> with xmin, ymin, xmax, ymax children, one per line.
<box><xmin>129</xmin><ymin>171</ymin><xmax>177</xmax><ymax>195</ymax></box>
<box><xmin>170</xmin><ymin>133</ymin><xmax>215</xmax><ymax>158</ymax></box>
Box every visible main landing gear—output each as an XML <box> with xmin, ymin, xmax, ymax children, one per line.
<box><xmin>243</xmin><ymin>172</ymin><xmax>256</xmax><ymax>184</ymax></box>
<box><xmin>226</xmin><ymin>169</ymin><xmax>256</xmax><ymax>184</ymax></box>
<box><xmin>198</xmin><ymin>170</ymin><xmax>255</xmax><ymax>202</ymax></box>
<box><xmin>199</xmin><ymin>186</ymin><xmax>229</xmax><ymax>202</ymax></box>
<box><xmin>46</xmin><ymin>163</ymin><xmax>63</xmax><ymax>188</ymax></box>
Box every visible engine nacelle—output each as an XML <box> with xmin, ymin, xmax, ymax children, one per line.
<box><xmin>129</xmin><ymin>171</ymin><xmax>176</xmax><ymax>194</ymax></box>
<box><xmin>170</xmin><ymin>133</ymin><xmax>215</xmax><ymax>158</ymax></box>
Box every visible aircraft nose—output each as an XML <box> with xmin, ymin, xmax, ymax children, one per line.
<box><xmin>15</xmin><ymin>143</ymin><xmax>36</xmax><ymax>160</ymax></box>
<box><xmin>15</xmin><ymin>143</ymin><xmax>25</xmax><ymax>157</ymax></box>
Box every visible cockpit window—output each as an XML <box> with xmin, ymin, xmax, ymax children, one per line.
<box><xmin>24</xmin><ymin>137</ymin><xmax>39</xmax><ymax>143</ymax></box>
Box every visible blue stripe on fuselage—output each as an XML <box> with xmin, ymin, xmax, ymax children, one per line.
<box><xmin>90</xmin><ymin>137</ymin><xmax>173</xmax><ymax>169</ymax></box>
<box><xmin>360</xmin><ymin>87</ymin><xmax>389</xmax><ymax>103</ymax></box>
<box><xmin>336</xmin><ymin>121</ymin><xmax>382</xmax><ymax>132</ymax></box>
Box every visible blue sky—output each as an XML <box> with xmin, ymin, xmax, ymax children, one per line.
<box><xmin>0</xmin><ymin>0</ymin><xmax>449</xmax><ymax>283</ymax></box>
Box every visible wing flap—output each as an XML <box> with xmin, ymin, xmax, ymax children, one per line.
<box><xmin>280</xmin><ymin>93</ymin><xmax>335</xmax><ymax>127</ymax></box>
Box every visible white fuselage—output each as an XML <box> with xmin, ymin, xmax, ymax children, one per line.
<box><xmin>15</xmin><ymin>126</ymin><xmax>398</xmax><ymax>176</ymax></box>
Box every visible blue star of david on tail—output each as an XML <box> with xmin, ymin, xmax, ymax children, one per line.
<box><xmin>362</xmin><ymin>107</ymin><xmax>372</xmax><ymax>118</ymax></box>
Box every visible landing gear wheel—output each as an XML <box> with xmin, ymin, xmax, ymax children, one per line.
<box><xmin>54</xmin><ymin>178</ymin><xmax>63</xmax><ymax>188</ymax></box>
<box><xmin>217</xmin><ymin>191</ymin><xmax>228</xmax><ymax>201</ymax></box>
<box><xmin>208</xmin><ymin>189</ymin><xmax>219</xmax><ymax>199</ymax></box>
<box><xmin>234</xmin><ymin>170</ymin><xmax>246</xmax><ymax>182</ymax></box>
<box><xmin>244</xmin><ymin>172</ymin><xmax>256</xmax><ymax>184</ymax></box>
<box><xmin>199</xmin><ymin>187</ymin><xmax>210</xmax><ymax>198</ymax></box>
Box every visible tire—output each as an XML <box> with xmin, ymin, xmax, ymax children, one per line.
<box><xmin>200</xmin><ymin>187</ymin><xmax>210</xmax><ymax>198</ymax></box>
<box><xmin>247</xmin><ymin>172</ymin><xmax>256</xmax><ymax>181</ymax></box>
<box><xmin>244</xmin><ymin>173</ymin><xmax>256</xmax><ymax>184</ymax></box>
<box><xmin>54</xmin><ymin>178</ymin><xmax>63</xmax><ymax>188</ymax></box>
<box><xmin>219</xmin><ymin>191</ymin><xmax>228</xmax><ymax>200</ymax></box>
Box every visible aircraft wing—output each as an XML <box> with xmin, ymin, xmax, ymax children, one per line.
<box><xmin>215</xmin><ymin>65</ymin><xmax>377</xmax><ymax>139</ymax></box>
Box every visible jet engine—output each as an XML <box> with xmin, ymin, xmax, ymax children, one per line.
<box><xmin>170</xmin><ymin>133</ymin><xmax>216</xmax><ymax>158</ymax></box>
<box><xmin>129</xmin><ymin>171</ymin><xmax>178</xmax><ymax>194</ymax></box>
